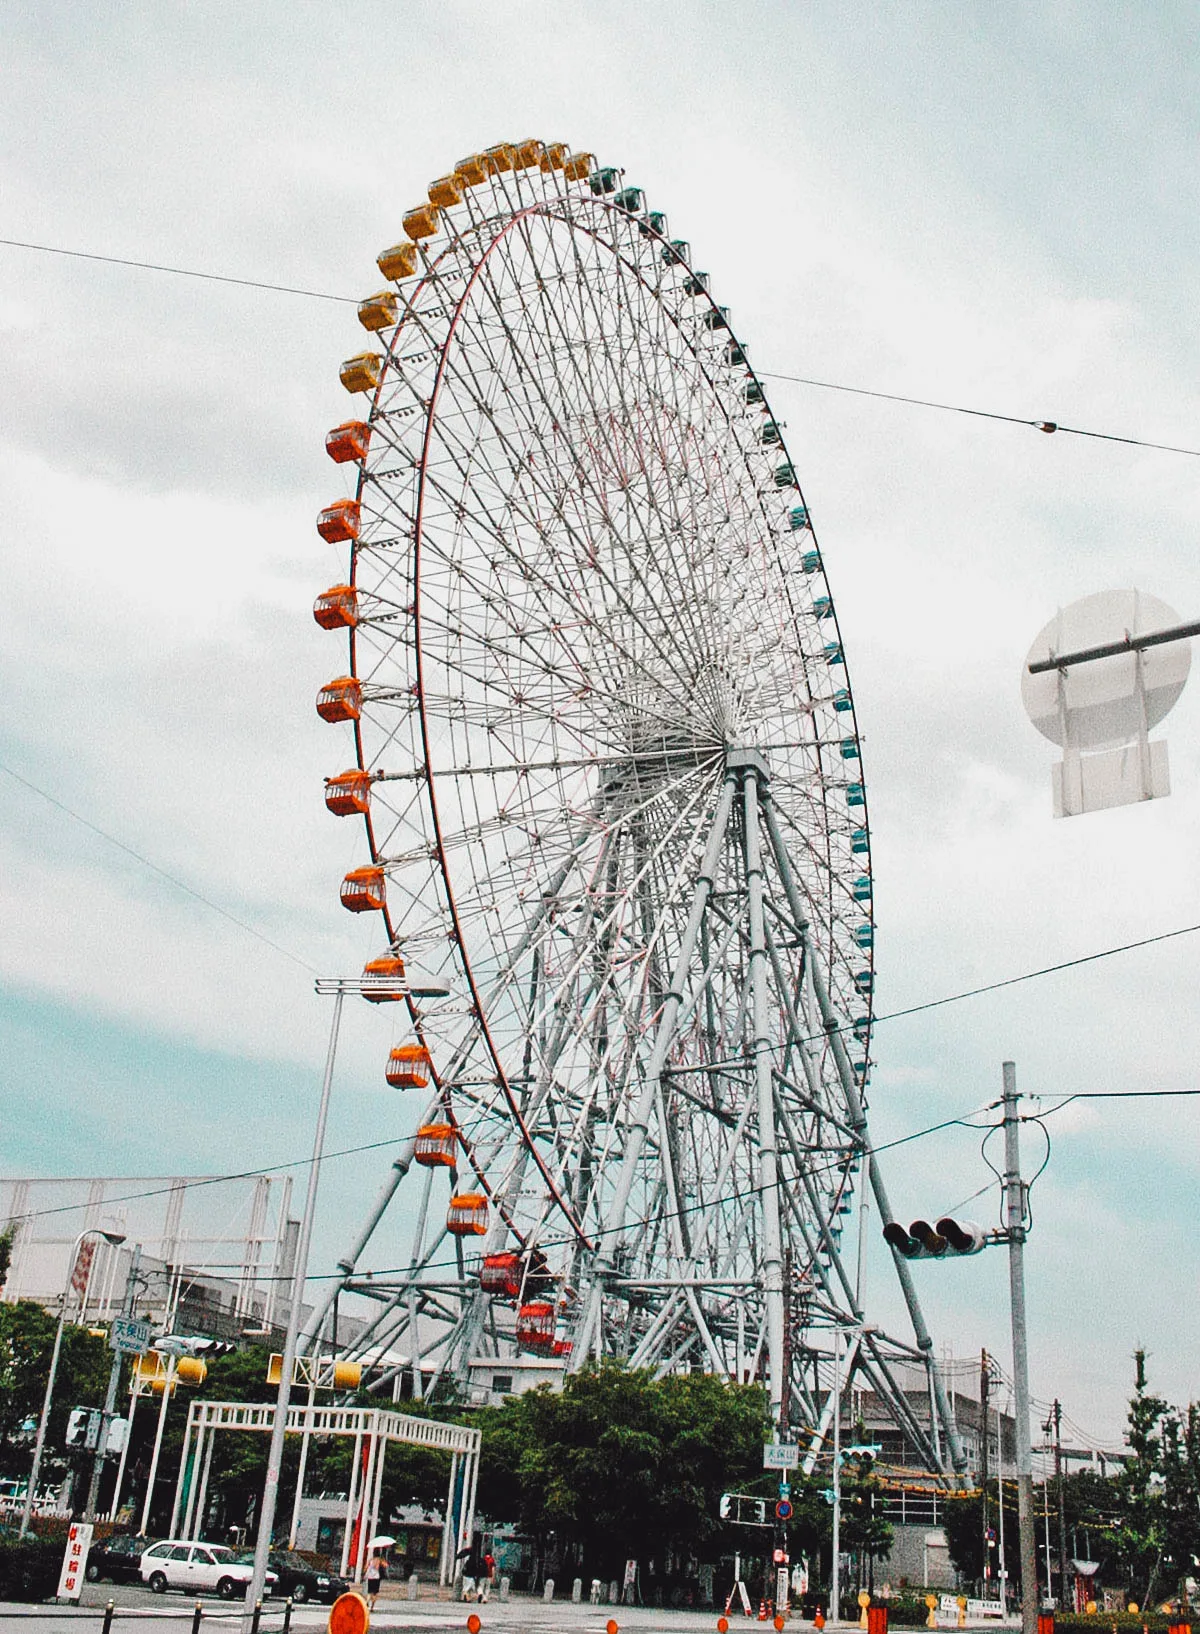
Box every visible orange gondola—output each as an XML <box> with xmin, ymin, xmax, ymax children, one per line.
<box><xmin>516</xmin><ymin>1301</ymin><xmax>556</xmax><ymax>1353</ymax></box>
<box><xmin>414</xmin><ymin>1124</ymin><xmax>457</xmax><ymax>1167</ymax></box>
<box><xmin>340</xmin><ymin>866</ymin><xmax>386</xmax><ymax>913</ymax></box>
<box><xmin>313</xmin><ymin>586</ymin><xmax>359</xmax><ymax>630</ymax></box>
<box><xmin>324</xmin><ymin>770</ymin><xmax>372</xmax><ymax>816</ymax></box>
<box><xmin>480</xmin><ymin>1252</ymin><xmax>523</xmax><ymax>1299</ymax></box>
<box><xmin>326</xmin><ymin>420</ymin><xmax>370</xmax><ymax>464</ymax></box>
<box><xmin>386</xmin><ymin>1043</ymin><xmax>432</xmax><ymax>1089</ymax></box>
<box><xmin>316</xmin><ymin>499</ymin><xmax>361</xmax><ymax>544</ymax></box>
<box><xmin>447</xmin><ymin>1194</ymin><xmax>489</xmax><ymax>1236</ymax></box>
<box><xmin>361</xmin><ymin>955</ymin><xmax>406</xmax><ymax>1002</ymax></box>
<box><xmin>316</xmin><ymin>677</ymin><xmax>361</xmax><ymax>723</ymax></box>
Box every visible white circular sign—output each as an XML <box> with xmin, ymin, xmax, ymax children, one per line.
<box><xmin>1021</xmin><ymin>588</ymin><xmax>1191</xmax><ymax>750</ymax></box>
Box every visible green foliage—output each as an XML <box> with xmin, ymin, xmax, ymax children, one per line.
<box><xmin>948</xmin><ymin>1355</ymin><xmax>1200</xmax><ymax>1605</ymax></box>
<box><xmin>0</xmin><ymin>1535</ymin><xmax>63</xmax><ymax>1602</ymax></box>
<box><xmin>0</xmin><ymin>1302</ymin><xmax>109</xmax><ymax>1480</ymax></box>
<box><xmin>475</xmin><ymin>1361</ymin><xmax>771</xmax><ymax>1577</ymax></box>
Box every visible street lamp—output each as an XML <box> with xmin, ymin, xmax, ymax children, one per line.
<box><xmin>241</xmin><ymin>964</ymin><xmax>450</xmax><ymax>1629</ymax></box>
<box><xmin>19</xmin><ymin>1226</ymin><xmax>126</xmax><ymax>1537</ymax></box>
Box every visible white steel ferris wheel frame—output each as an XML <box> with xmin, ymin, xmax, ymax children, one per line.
<box><xmin>308</xmin><ymin>140</ymin><xmax>966</xmax><ymax>1478</ymax></box>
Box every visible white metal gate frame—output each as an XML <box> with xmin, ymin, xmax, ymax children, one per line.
<box><xmin>169</xmin><ymin>1399</ymin><xmax>480</xmax><ymax>1586</ymax></box>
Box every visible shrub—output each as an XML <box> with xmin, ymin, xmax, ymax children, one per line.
<box><xmin>0</xmin><ymin>1535</ymin><xmax>64</xmax><ymax>1602</ymax></box>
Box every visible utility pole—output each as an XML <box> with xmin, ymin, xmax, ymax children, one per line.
<box><xmin>1054</xmin><ymin>1400</ymin><xmax>1068</xmax><ymax>1609</ymax></box>
<box><xmin>85</xmin><ymin>1245</ymin><xmax>141</xmax><ymax>1522</ymax></box>
<box><xmin>831</xmin><ymin>1325</ymin><xmax>842</xmax><ymax>1625</ymax></box>
<box><xmin>980</xmin><ymin>1349</ymin><xmax>991</xmax><ymax>1592</ymax></box>
<box><xmin>1002</xmin><ymin>1061</ymin><xmax>1039</xmax><ymax>1634</ymax></box>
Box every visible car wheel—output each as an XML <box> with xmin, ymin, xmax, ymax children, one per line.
<box><xmin>149</xmin><ymin>1572</ymin><xmax>168</xmax><ymax>1595</ymax></box>
<box><xmin>85</xmin><ymin>1562</ymin><xmax>100</xmax><ymax>1581</ymax></box>
<box><xmin>292</xmin><ymin>1582</ymin><xmax>309</xmax><ymax>1603</ymax></box>
<box><xmin>218</xmin><ymin>1578</ymin><xmax>238</xmax><ymax>1600</ymax></box>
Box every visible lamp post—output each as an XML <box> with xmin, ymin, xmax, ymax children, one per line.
<box><xmin>19</xmin><ymin>1227</ymin><xmax>126</xmax><ymax>1537</ymax></box>
<box><xmin>241</xmin><ymin>967</ymin><xmax>449</xmax><ymax>1630</ymax></box>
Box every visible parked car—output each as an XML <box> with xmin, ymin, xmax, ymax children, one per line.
<box><xmin>264</xmin><ymin>1551</ymin><xmax>348</xmax><ymax>1603</ymax></box>
<box><xmin>140</xmin><ymin>1540</ymin><xmax>278</xmax><ymax>1599</ymax></box>
<box><xmin>85</xmin><ymin>1533</ymin><xmax>155</xmax><ymax>1583</ymax></box>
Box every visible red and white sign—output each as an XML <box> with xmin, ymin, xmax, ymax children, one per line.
<box><xmin>69</xmin><ymin>1241</ymin><xmax>96</xmax><ymax>1301</ymax></box>
<box><xmin>57</xmin><ymin>1522</ymin><xmax>93</xmax><ymax>1602</ymax></box>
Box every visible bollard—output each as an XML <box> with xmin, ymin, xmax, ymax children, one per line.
<box><xmin>250</xmin><ymin>1598</ymin><xmax>263</xmax><ymax>1634</ymax></box>
<box><xmin>282</xmin><ymin>1598</ymin><xmax>293</xmax><ymax>1634</ymax></box>
<box><xmin>499</xmin><ymin>1577</ymin><xmax>510</xmax><ymax>1603</ymax></box>
<box><xmin>1038</xmin><ymin>1614</ymin><xmax>1055</xmax><ymax>1634</ymax></box>
<box><xmin>102</xmin><ymin>1602</ymin><xmax>115</xmax><ymax>1634</ymax></box>
<box><xmin>408</xmin><ymin>1572</ymin><xmax>420</xmax><ymax>1600</ymax></box>
<box><xmin>573</xmin><ymin>1578</ymin><xmax>583</xmax><ymax>1604</ymax></box>
<box><xmin>591</xmin><ymin>1580</ymin><xmax>602</xmax><ymax>1605</ymax></box>
<box><xmin>868</xmin><ymin>1607</ymin><xmax>889</xmax><ymax>1634</ymax></box>
<box><xmin>544</xmin><ymin>1577</ymin><xmax>556</xmax><ymax>1601</ymax></box>
<box><xmin>192</xmin><ymin>1601</ymin><xmax>204</xmax><ymax>1634</ymax></box>
<box><xmin>609</xmin><ymin>1581</ymin><xmax>619</xmax><ymax>1606</ymax></box>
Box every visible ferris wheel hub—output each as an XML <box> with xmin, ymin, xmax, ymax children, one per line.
<box><xmin>724</xmin><ymin>744</ymin><xmax>770</xmax><ymax>780</ymax></box>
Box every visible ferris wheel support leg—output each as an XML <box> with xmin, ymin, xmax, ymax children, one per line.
<box><xmin>742</xmin><ymin>770</ymin><xmax>786</xmax><ymax>1428</ymax></box>
<box><xmin>572</xmin><ymin>769</ymin><xmax>738</xmax><ymax>1366</ymax></box>
<box><xmin>759</xmin><ymin>792</ymin><xmax>968</xmax><ymax>1477</ymax></box>
<box><xmin>297</xmin><ymin>1087</ymin><xmax>442</xmax><ymax>1355</ymax></box>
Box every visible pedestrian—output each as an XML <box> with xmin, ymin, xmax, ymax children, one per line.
<box><xmin>481</xmin><ymin>1550</ymin><xmax>496</xmax><ymax>1601</ymax></box>
<box><xmin>366</xmin><ymin>1553</ymin><xmax>384</xmax><ymax>1610</ymax></box>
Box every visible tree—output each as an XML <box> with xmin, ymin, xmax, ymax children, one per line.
<box><xmin>0</xmin><ymin>1301</ymin><xmax>108</xmax><ymax>1481</ymax></box>
<box><xmin>474</xmin><ymin>1362</ymin><xmax>771</xmax><ymax>1584</ymax></box>
<box><xmin>1116</xmin><ymin>1348</ymin><xmax>1170</xmax><ymax>1607</ymax></box>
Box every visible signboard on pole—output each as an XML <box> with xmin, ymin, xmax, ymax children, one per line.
<box><xmin>56</xmin><ymin>1522</ymin><xmax>93</xmax><ymax>1602</ymax></box>
<box><xmin>762</xmin><ymin>1442</ymin><xmax>799</xmax><ymax>1470</ymax></box>
<box><xmin>109</xmin><ymin>1316</ymin><xmax>153</xmax><ymax>1356</ymax></box>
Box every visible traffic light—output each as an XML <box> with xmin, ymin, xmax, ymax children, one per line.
<box><xmin>65</xmin><ymin>1409</ymin><xmax>89</xmax><ymax>1447</ymax></box>
<box><xmin>720</xmin><ymin>1493</ymin><xmax>732</xmax><ymax>1520</ymax></box>
<box><xmin>883</xmin><ymin>1216</ymin><xmax>987</xmax><ymax>1258</ymax></box>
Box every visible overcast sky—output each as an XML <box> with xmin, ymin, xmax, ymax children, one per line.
<box><xmin>3</xmin><ymin>0</ymin><xmax>1199</xmax><ymax>1449</ymax></box>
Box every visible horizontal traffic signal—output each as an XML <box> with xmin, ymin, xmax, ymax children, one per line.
<box><xmin>883</xmin><ymin>1217</ymin><xmax>987</xmax><ymax>1259</ymax></box>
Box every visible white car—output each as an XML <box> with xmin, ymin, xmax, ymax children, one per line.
<box><xmin>141</xmin><ymin>1540</ymin><xmax>278</xmax><ymax>1599</ymax></box>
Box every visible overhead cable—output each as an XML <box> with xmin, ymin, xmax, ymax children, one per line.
<box><xmin>2</xmin><ymin>234</ymin><xmax>1196</xmax><ymax>459</ymax></box>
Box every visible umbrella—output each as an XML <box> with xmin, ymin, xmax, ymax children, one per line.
<box><xmin>366</xmin><ymin>1536</ymin><xmax>397</xmax><ymax>1550</ymax></box>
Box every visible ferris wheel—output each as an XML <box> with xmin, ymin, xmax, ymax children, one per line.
<box><xmin>308</xmin><ymin>139</ymin><xmax>964</xmax><ymax>1474</ymax></box>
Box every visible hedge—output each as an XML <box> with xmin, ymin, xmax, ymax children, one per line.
<box><xmin>0</xmin><ymin>1535</ymin><xmax>63</xmax><ymax>1602</ymax></box>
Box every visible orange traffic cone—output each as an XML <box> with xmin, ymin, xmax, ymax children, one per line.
<box><xmin>759</xmin><ymin>1602</ymin><xmax>769</xmax><ymax>1622</ymax></box>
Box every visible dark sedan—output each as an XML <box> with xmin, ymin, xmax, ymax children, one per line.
<box><xmin>265</xmin><ymin>1551</ymin><xmax>348</xmax><ymax>1603</ymax></box>
<box><xmin>85</xmin><ymin>1533</ymin><xmax>155</xmax><ymax>1584</ymax></box>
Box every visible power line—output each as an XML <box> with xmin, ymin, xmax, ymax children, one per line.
<box><xmin>0</xmin><ymin>758</ymin><xmax>318</xmax><ymax>975</ymax></box>
<box><xmin>2</xmin><ymin>233</ymin><xmax>1196</xmax><ymax>461</ymax></box>
<box><xmin>0</xmin><ymin>236</ymin><xmax>356</xmax><ymax>305</ymax></box>
<box><xmin>757</xmin><ymin>369</ymin><xmax>1200</xmax><ymax>460</ymax></box>
<box><xmin>872</xmin><ymin>919</ymin><xmax>1200</xmax><ymax>1029</ymax></box>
